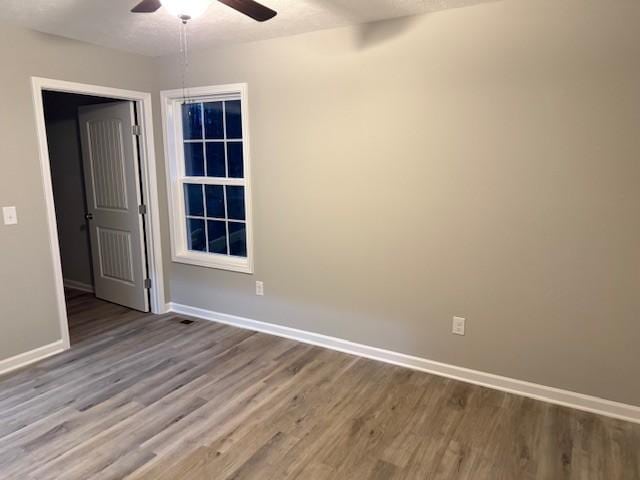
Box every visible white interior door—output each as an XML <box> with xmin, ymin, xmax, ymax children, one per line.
<box><xmin>78</xmin><ymin>101</ymin><xmax>149</xmax><ymax>312</ymax></box>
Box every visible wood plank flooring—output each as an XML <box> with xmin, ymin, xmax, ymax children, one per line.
<box><xmin>0</xmin><ymin>290</ymin><xmax>638</xmax><ymax>479</ymax></box>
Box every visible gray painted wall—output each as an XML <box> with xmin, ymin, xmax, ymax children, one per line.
<box><xmin>43</xmin><ymin>92</ymin><xmax>117</xmax><ymax>288</ymax></box>
<box><xmin>1</xmin><ymin>0</ymin><xmax>639</xmax><ymax>408</ymax></box>
<box><xmin>0</xmin><ymin>24</ymin><xmax>157</xmax><ymax>360</ymax></box>
<box><xmin>154</xmin><ymin>0</ymin><xmax>640</xmax><ymax>406</ymax></box>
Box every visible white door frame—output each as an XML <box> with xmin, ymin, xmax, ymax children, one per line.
<box><xmin>31</xmin><ymin>77</ymin><xmax>167</xmax><ymax>350</ymax></box>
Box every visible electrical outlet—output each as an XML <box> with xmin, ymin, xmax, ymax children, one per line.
<box><xmin>256</xmin><ymin>281</ymin><xmax>264</xmax><ymax>296</ymax></box>
<box><xmin>452</xmin><ymin>316</ymin><xmax>466</xmax><ymax>336</ymax></box>
<box><xmin>2</xmin><ymin>206</ymin><xmax>17</xmax><ymax>225</ymax></box>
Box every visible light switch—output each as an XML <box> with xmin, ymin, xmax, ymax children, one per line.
<box><xmin>452</xmin><ymin>316</ymin><xmax>466</xmax><ymax>336</ymax></box>
<box><xmin>3</xmin><ymin>206</ymin><xmax>18</xmax><ymax>225</ymax></box>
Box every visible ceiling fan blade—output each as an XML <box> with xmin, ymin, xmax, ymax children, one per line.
<box><xmin>217</xmin><ymin>0</ymin><xmax>277</xmax><ymax>22</ymax></box>
<box><xmin>131</xmin><ymin>0</ymin><xmax>162</xmax><ymax>13</ymax></box>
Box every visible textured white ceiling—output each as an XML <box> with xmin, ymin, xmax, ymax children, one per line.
<box><xmin>0</xmin><ymin>0</ymin><xmax>496</xmax><ymax>57</ymax></box>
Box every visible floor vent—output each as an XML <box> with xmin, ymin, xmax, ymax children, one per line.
<box><xmin>179</xmin><ymin>319</ymin><xmax>195</xmax><ymax>325</ymax></box>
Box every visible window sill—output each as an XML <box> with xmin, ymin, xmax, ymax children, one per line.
<box><xmin>172</xmin><ymin>251</ymin><xmax>253</xmax><ymax>274</ymax></box>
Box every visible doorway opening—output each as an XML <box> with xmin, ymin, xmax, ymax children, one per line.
<box><xmin>32</xmin><ymin>78</ymin><xmax>165</xmax><ymax>350</ymax></box>
<box><xmin>44</xmin><ymin>91</ymin><xmax>153</xmax><ymax>312</ymax></box>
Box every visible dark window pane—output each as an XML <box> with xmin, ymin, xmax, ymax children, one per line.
<box><xmin>204</xmin><ymin>102</ymin><xmax>224</xmax><ymax>139</ymax></box>
<box><xmin>228</xmin><ymin>222</ymin><xmax>247</xmax><ymax>257</ymax></box>
<box><xmin>225</xmin><ymin>100</ymin><xmax>242</xmax><ymax>139</ymax></box>
<box><xmin>226</xmin><ymin>186</ymin><xmax>245</xmax><ymax>220</ymax></box>
<box><xmin>205</xmin><ymin>142</ymin><xmax>225</xmax><ymax>177</ymax></box>
<box><xmin>205</xmin><ymin>185</ymin><xmax>225</xmax><ymax>219</ymax></box>
<box><xmin>207</xmin><ymin>220</ymin><xmax>227</xmax><ymax>254</ymax></box>
<box><xmin>186</xmin><ymin>218</ymin><xmax>206</xmax><ymax>252</ymax></box>
<box><xmin>184</xmin><ymin>143</ymin><xmax>204</xmax><ymax>176</ymax></box>
<box><xmin>184</xmin><ymin>183</ymin><xmax>204</xmax><ymax>216</ymax></box>
<box><xmin>227</xmin><ymin>142</ymin><xmax>244</xmax><ymax>178</ymax></box>
<box><xmin>182</xmin><ymin>103</ymin><xmax>202</xmax><ymax>140</ymax></box>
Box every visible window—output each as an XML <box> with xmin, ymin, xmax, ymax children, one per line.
<box><xmin>162</xmin><ymin>84</ymin><xmax>253</xmax><ymax>273</ymax></box>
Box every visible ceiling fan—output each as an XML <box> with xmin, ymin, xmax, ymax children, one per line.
<box><xmin>131</xmin><ymin>0</ymin><xmax>277</xmax><ymax>22</ymax></box>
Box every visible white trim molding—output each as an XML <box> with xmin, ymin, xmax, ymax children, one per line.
<box><xmin>168</xmin><ymin>302</ymin><xmax>640</xmax><ymax>425</ymax></box>
<box><xmin>30</xmin><ymin>76</ymin><xmax>167</xmax><ymax>345</ymax></box>
<box><xmin>63</xmin><ymin>279</ymin><xmax>95</xmax><ymax>293</ymax></box>
<box><xmin>0</xmin><ymin>340</ymin><xmax>66</xmax><ymax>377</ymax></box>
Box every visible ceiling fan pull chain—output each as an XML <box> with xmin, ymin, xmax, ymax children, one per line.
<box><xmin>178</xmin><ymin>22</ymin><xmax>183</xmax><ymax>101</ymax></box>
<box><xmin>184</xmin><ymin>21</ymin><xmax>190</xmax><ymax>99</ymax></box>
<box><xmin>179</xmin><ymin>20</ymin><xmax>190</xmax><ymax>102</ymax></box>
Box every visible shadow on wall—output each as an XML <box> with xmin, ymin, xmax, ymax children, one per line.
<box><xmin>311</xmin><ymin>0</ymin><xmax>503</xmax><ymax>50</ymax></box>
<box><xmin>354</xmin><ymin>16</ymin><xmax>422</xmax><ymax>50</ymax></box>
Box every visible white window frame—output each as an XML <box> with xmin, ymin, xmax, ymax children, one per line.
<box><xmin>161</xmin><ymin>83</ymin><xmax>254</xmax><ymax>274</ymax></box>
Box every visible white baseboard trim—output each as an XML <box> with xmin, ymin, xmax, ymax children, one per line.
<box><xmin>63</xmin><ymin>279</ymin><xmax>94</xmax><ymax>293</ymax></box>
<box><xmin>169</xmin><ymin>302</ymin><xmax>640</xmax><ymax>424</ymax></box>
<box><xmin>0</xmin><ymin>340</ymin><xmax>66</xmax><ymax>377</ymax></box>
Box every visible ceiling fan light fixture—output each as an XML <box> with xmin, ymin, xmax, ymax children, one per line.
<box><xmin>161</xmin><ymin>0</ymin><xmax>212</xmax><ymax>20</ymax></box>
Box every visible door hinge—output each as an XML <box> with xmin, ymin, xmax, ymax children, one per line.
<box><xmin>139</xmin><ymin>204</ymin><xmax>147</xmax><ymax>215</ymax></box>
<box><xmin>144</xmin><ymin>278</ymin><xmax>152</xmax><ymax>289</ymax></box>
<box><xmin>132</xmin><ymin>125</ymin><xmax>142</xmax><ymax>136</ymax></box>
